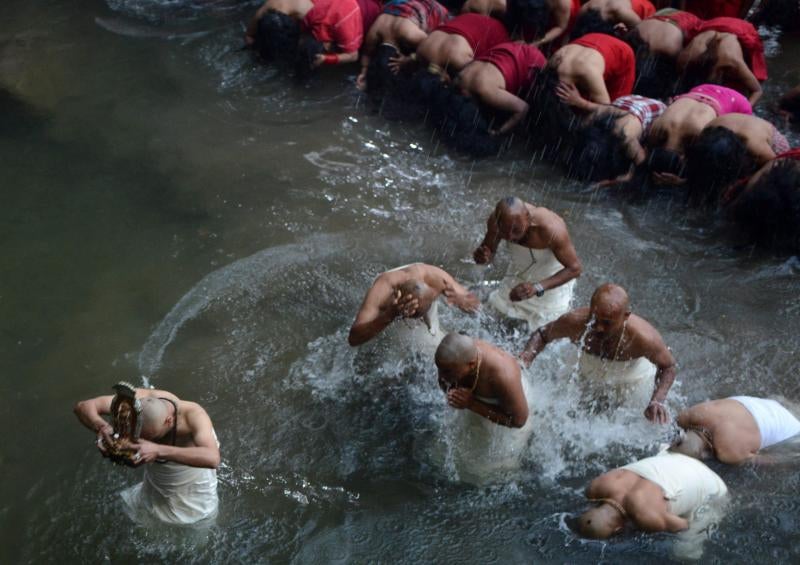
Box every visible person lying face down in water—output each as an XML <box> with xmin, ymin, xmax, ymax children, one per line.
<box><xmin>571</xmin><ymin>0</ymin><xmax>656</xmax><ymax>39</ymax></box>
<box><xmin>435</xmin><ymin>332</ymin><xmax>529</xmax><ymax>427</ymax></box>
<box><xmin>348</xmin><ymin>263</ymin><xmax>480</xmax><ymax>347</ymax></box>
<box><xmin>452</xmin><ymin>42</ymin><xmax>546</xmax><ymax>135</ymax></box>
<box><xmin>683</xmin><ymin>112</ymin><xmax>790</xmax><ymax>203</ymax></box>
<box><xmin>74</xmin><ymin>387</ymin><xmax>220</xmax><ymax>525</ymax></box>
<box><xmin>575</xmin><ymin>451</ymin><xmax>727</xmax><ymax>539</ymax></box>
<box><xmin>388</xmin><ymin>13</ymin><xmax>509</xmax><ymax>80</ymax></box>
<box><xmin>644</xmin><ymin>83</ymin><xmax>753</xmax><ymax>186</ymax></box>
<box><xmin>520</xmin><ymin>283</ymin><xmax>676</xmax><ymax>423</ymax></box>
<box><xmin>356</xmin><ymin>0</ymin><xmax>451</xmax><ymax>90</ymax></box>
<box><xmin>670</xmin><ymin>396</ymin><xmax>800</xmax><ymax>465</ymax></box>
<box><xmin>555</xmin><ymin>84</ymin><xmax>666</xmax><ymax>183</ymax></box>
<box><xmin>474</xmin><ymin>197</ymin><xmax>582</xmax><ymax>328</ymax></box>
<box><xmin>245</xmin><ymin>0</ymin><xmax>381</xmax><ymax>72</ymax></box>
<box><xmin>677</xmin><ymin>16</ymin><xmax>767</xmax><ymax>106</ymax></box>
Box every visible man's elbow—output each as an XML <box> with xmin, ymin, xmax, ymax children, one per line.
<box><xmin>347</xmin><ymin>328</ymin><xmax>364</xmax><ymax>347</ymax></box>
<box><xmin>208</xmin><ymin>451</ymin><xmax>221</xmax><ymax>469</ymax></box>
<box><xmin>511</xmin><ymin>413</ymin><xmax>528</xmax><ymax>428</ymax></box>
<box><xmin>73</xmin><ymin>400</ymin><xmax>86</xmax><ymax>418</ymax></box>
<box><xmin>570</xmin><ymin>263</ymin><xmax>583</xmax><ymax>279</ymax></box>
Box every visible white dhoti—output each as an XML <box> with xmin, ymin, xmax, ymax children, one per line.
<box><xmin>729</xmin><ymin>396</ymin><xmax>800</xmax><ymax>449</ymax></box>
<box><xmin>577</xmin><ymin>353</ymin><xmax>656</xmax><ymax>409</ymax></box>
<box><xmin>488</xmin><ymin>243</ymin><xmax>574</xmax><ymax>329</ymax></box>
<box><xmin>121</xmin><ymin>461</ymin><xmax>219</xmax><ymax>525</ymax></box>
<box><xmin>621</xmin><ymin>452</ymin><xmax>728</xmax><ymax>518</ymax></box>
<box><xmin>429</xmin><ymin>380</ymin><xmax>534</xmax><ymax>484</ymax></box>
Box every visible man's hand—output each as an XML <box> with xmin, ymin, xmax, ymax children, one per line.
<box><xmin>447</xmin><ymin>388</ymin><xmax>473</xmax><ymax>409</ymax></box>
<box><xmin>96</xmin><ymin>424</ymin><xmax>114</xmax><ymax>457</ymax></box>
<box><xmin>443</xmin><ymin>279</ymin><xmax>480</xmax><ymax>312</ymax></box>
<box><xmin>385</xmin><ymin>289</ymin><xmax>419</xmax><ymax>318</ymax></box>
<box><xmin>473</xmin><ymin>244</ymin><xmax>493</xmax><ymax>264</ymax></box>
<box><xmin>131</xmin><ymin>439</ymin><xmax>162</xmax><ymax>465</ymax></box>
<box><xmin>312</xmin><ymin>53</ymin><xmax>326</xmax><ymax>68</ymax></box>
<box><xmin>510</xmin><ymin>282</ymin><xmax>535</xmax><ymax>302</ymax></box>
<box><xmin>644</xmin><ymin>401</ymin><xmax>669</xmax><ymax>424</ymax></box>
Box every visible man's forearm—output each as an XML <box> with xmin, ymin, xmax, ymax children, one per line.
<box><xmin>74</xmin><ymin>401</ymin><xmax>110</xmax><ymax>433</ymax></box>
<box><xmin>520</xmin><ymin>328</ymin><xmax>547</xmax><ymax>364</ymax></box>
<box><xmin>650</xmin><ymin>366</ymin><xmax>676</xmax><ymax>402</ymax></box>
<box><xmin>538</xmin><ymin>265</ymin><xmax>580</xmax><ymax>291</ymax></box>
<box><xmin>157</xmin><ymin>445</ymin><xmax>220</xmax><ymax>469</ymax></box>
<box><xmin>348</xmin><ymin>310</ymin><xmax>394</xmax><ymax>346</ymax></box>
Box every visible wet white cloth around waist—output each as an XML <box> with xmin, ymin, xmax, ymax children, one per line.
<box><xmin>621</xmin><ymin>451</ymin><xmax>728</xmax><ymax>518</ymax></box>
<box><xmin>488</xmin><ymin>243</ymin><xmax>574</xmax><ymax>328</ymax></box>
<box><xmin>578</xmin><ymin>353</ymin><xmax>656</xmax><ymax>388</ymax></box>
<box><xmin>729</xmin><ymin>396</ymin><xmax>800</xmax><ymax>449</ymax></box>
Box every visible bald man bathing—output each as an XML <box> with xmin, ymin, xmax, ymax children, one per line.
<box><xmin>671</xmin><ymin>396</ymin><xmax>800</xmax><ymax>464</ymax></box>
<box><xmin>520</xmin><ymin>283</ymin><xmax>676</xmax><ymax>423</ymax></box>
<box><xmin>474</xmin><ymin>197</ymin><xmax>581</xmax><ymax>329</ymax></box>
<box><xmin>575</xmin><ymin>451</ymin><xmax>727</xmax><ymax>539</ymax></box>
<box><xmin>436</xmin><ymin>332</ymin><xmax>529</xmax><ymax>428</ymax></box>
<box><xmin>74</xmin><ymin>387</ymin><xmax>220</xmax><ymax>525</ymax></box>
<box><xmin>348</xmin><ymin>263</ymin><xmax>479</xmax><ymax>348</ymax></box>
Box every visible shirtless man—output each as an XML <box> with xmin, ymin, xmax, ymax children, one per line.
<box><xmin>474</xmin><ymin>197</ymin><xmax>582</xmax><ymax>328</ymax></box>
<box><xmin>356</xmin><ymin>0</ymin><xmax>450</xmax><ymax>90</ymax></box>
<box><xmin>677</xmin><ymin>17</ymin><xmax>766</xmax><ymax>105</ymax></box>
<box><xmin>389</xmin><ymin>13</ymin><xmax>509</xmax><ymax>79</ymax></box>
<box><xmin>576</xmin><ymin>451</ymin><xmax>728</xmax><ymax>539</ymax></box>
<box><xmin>348</xmin><ymin>263</ymin><xmax>479</xmax><ymax>347</ymax></box>
<box><xmin>520</xmin><ymin>283</ymin><xmax>676</xmax><ymax>423</ymax></box>
<box><xmin>670</xmin><ymin>396</ymin><xmax>800</xmax><ymax>464</ymax></box>
<box><xmin>74</xmin><ymin>387</ymin><xmax>220</xmax><ymax>525</ymax></box>
<box><xmin>572</xmin><ymin>0</ymin><xmax>656</xmax><ymax>38</ymax></box>
<box><xmin>684</xmin><ymin>113</ymin><xmax>790</xmax><ymax>199</ymax></box>
<box><xmin>436</xmin><ymin>332</ymin><xmax>529</xmax><ymax>427</ymax></box>
<box><xmin>645</xmin><ymin>83</ymin><xmax>752</xmax><ymax>184</ymax></box>
<box><xmin>246</xmin><ymin>0</ymin><xmax>379</xmax><ymax>69</ymax></box>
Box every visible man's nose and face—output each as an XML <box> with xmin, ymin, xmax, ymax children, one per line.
<box><xmin>436</xmin><ymin>360</ymin><xmax>471</xmax><ymax>391</ymax></box>
<box><xmin>498</xmin><ymin>214</ymin><xmax>526</xmax><ymax>242</ymax></box>
<box><xmin>590</xmin><ymin>302</ymin><xmax>626</xmax><ymax>340</ymax></box>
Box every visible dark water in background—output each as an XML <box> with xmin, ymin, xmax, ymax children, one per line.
<box><xmin>2</xmin><ymin>0</ymin><xmax>800</xmax><ymax>562</ymax></box>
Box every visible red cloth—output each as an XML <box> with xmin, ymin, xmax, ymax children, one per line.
<box><xmin>571</xmin><ymin>33</ymin><xmax>636</xmax><ymax>100</ymax></box>
<box><xmin>630</xmin><ymin>0</ymin><xmax>656</xmax><ymax>19</ymax></box>
<box><xmin>684</xmin><ymin>0</ymin><xmax>744</xmax><ymax>19</ymax></box>
<box><xmin>435</xmin><ymin>14</ymin><xmax>510</xmax><ymax>58</ymax></box>
<box><xmin>697</xmin><ymin>17</ymin><xmax>767</xmax><ymax>81</ymax></box>
<box><xmin>475</xmin><ymin>42</ymin><xmax>546</xmax><ymax>94</ymax></box>
<box><xmin>649</xmin><ymin>9</ymin><xmax>704</xmax><ymax>42</ymax></box>
<box><xmin>303</xmin><ymin>0</ymin><xmax>364</xmax><ymax>53</ymax></box>
<box><xmin>356</xmin><ymin>0</ymin><xmax>383</xmax><ymax>37</ymax></box>
<box><xmin>776</xmin><ymin>148</ymin><xmax>800</xmax><ymax>161</ymax></box>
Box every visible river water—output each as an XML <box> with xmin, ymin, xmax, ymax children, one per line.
<box><xmin>2</xmin><ymin>0</ymin><xmax>800</xmax><ymax>562</ymax></box>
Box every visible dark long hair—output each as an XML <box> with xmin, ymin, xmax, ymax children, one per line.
<box><xmin>254</xmin><ymin>10</ymin><xmax>301</xmax><ymax>62</ymax></box>
<box><xmin>685</xmin><ymin>126</ymin><xmax>755</xmax><ymax>205</ymax></box>
<box><xmin>505</xmin><ymin>0</ymin><xmax>549</xmax><ymax>38</ymax></box>
<box><xmin>625</xmin><ymin>29</ymin><xmax>678</xmax><ymax>98</ymax></box>
<box><xmin>567</xmin><ymin>113</ymin><xmax>632</xmax><ymax>181</ymax></box>
<box><xmin>729</xmin><ymin>160</ymin><xmax>800</xmax><ymax>252</ymax></box>
<box><xmin>570</xmin><ymin>10</ymin><xmax>616</xmax><ymax>40</ymax></box>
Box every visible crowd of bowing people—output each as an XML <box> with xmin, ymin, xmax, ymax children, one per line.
<box><xmin>73</xmin><ymin>0</ymin><xmax>800</xmax><ymax>554</ymax></box>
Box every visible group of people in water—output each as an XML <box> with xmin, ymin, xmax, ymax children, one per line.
<box><xmin>73</xmin><ymin>0</ymin><xmax>800</xmax><ymax>555</ymax></box>
<box><xmin>245</xmin><ymin>0</ymin><xmax>800</xmax><ymax>252</ymax></box>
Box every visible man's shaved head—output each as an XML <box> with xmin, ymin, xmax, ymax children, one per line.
<box><xmin>670</xmin><ymin>429</ymin><xmax>712</xmax><ymax>460</ymax></box>
<box><xmin>576</xmin><ymin>504</ymin><xmax>625</xmax><ymax>539</ymax></box>
<box><xmin>495</xmin><ymin>197</ymin><xmax>530</xmax><ymax>241</ymax></box>
<box><xmin>590</xmin><ymin>284</ymin><xmax>630</xmax><ymax>314</ymax></box>
<box><xmin>397</xmin><ymin>279</ymin><xmax>436</xmax><ymax>317</ymax></box>
<box><xmin>435</xmin><ymin>333</ymin><xmax>477</xmax><ymax>367</ymax></box>
<box><xmin>140</xmin><ymin>397</ymin><xmax>171</xmax><ymax>440</ymax></box>
<box><xmin>589</xmin><ymin>284</ymin><xmax>631</xmax><ymax>339</ymax></box>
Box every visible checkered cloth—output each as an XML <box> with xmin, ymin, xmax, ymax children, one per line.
<box><xmin>611</xmin><ymin>95</ymin><xmax>667</xmax><ymax>132</ymax></box>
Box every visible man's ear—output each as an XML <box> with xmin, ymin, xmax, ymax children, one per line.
<box><xmin>623</xmin><ymin>310</ymin><xmax>632</xmax><ymax>321</ymax></box>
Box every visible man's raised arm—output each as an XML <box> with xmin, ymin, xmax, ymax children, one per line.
<box><xmin>473</xmin><ymin>210</ymin><xmax>502</xmax><ymax>264</ymax></box>
<box><xmin>642</xmin><ymin>331</ymin><xmax>677</xmax><ymax>424</ymax></box>
<box><xmin>520</xmin><ymin>310</ymin><xmax>581</xmax><ymax>366</ymax></box>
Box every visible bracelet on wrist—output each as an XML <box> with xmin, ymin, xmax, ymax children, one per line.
<box><xmin>323</xmin><ymin>53</ymin><xmax>340</xmax><ymax>65</ymax></box>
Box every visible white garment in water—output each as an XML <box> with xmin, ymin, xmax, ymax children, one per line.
<box><xmin>120</xmin><ymin>436</ymin><xmax>219</xmax><ymax>525</ymax></box>
<box><xmin>621</xmin><ymin>451</ymin><xmax>728</xmax><ymax>518</ymax></box>
<box><xmin>577</xmin><ymin>352</ymin><xmax>656</xmax><ymax>407</ymax></box>
<box><xmin>729</xmin><ymin>396</ymin><xmax>800</xmax><ymax>449</ymax></box>
<box><xmin>433</xmin><ymin>379</ymin><xmax>534</xmax><ymax>484</ymax></box>
<box><xmin>488</xmin><ymin>243</ymin><xmax>574</xmax><ymax>329</ymax></box>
